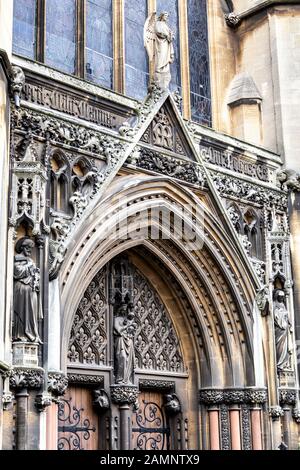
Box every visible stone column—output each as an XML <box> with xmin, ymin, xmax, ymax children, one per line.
<box><xmin>110</xmin><ymin>385</ymin><xmax>139</xmax><ymax>451</ymax></box>
<box><xmin>208</xmin><ymin>407</ymin><xmax>220</xmax><ymax>450</ymax></box>
<box><xmin>9</xmin><ymin>367</ymin><xmax>44</xmax><ymax>450</ymax></box>
<box><xmin>45</xmin><ymin>372</ymin><xmax>68</xmax><ymax>450</ymax></box>
<box><xmin>229</xmin><ymin>405</ymin><xmax>241</xmax><ymax>450</ymax></box>
<box><xmin>250</xmin><ymin>407</ymin><xmax>263</xmax><ymax>450</ymax></box>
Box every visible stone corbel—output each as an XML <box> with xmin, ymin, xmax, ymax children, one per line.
<box><xmin>35</xmin><ymin>393</ymin><xmax>52</xmax><ymax>412</ymax></box>
<box><xmin>10</xmin><ymin>66</ymin><xmax>25</xmax><ymax>107</ymax></box>
<box><xmin>269</xmin><ymin>406</ymin><xmax>284</xmax><ymax>421</ymax></box>
<box><xmin>47</xmin><ymin>371</ymin><xmax>68</xmax><ymax>397</ymax></box>
<box><xmin>225</xmin><ymin>12</ymin><xmax>241</xmax><ymax>28</ymax></box>
<box><xmin>93</xmin><ymin>389</ymin><xmax>110</xmax><ymax>413</ymax></box>
<box><xmin>277</xmin><ymin>169</ymin><xmax>300</xmax><ymax>192</ymax></box>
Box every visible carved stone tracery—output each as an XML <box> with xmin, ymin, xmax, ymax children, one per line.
<box><xmin>68</xmin><ymin>268</ymin><xmax>108</xmax><ymax>366</ymax></box>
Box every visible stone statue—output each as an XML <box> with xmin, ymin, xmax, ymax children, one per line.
<box><xmin>273</xmin><ymin>290</ymin><xmax>291</xmax><ymax>371</ymax></box>
<box><xmin>13</xmin><ymin>237</ymin><xmax>42</xmax><ymax>343</ymax></box>
<box><xmin>113</xmin><ymin>304</ymin><xmax>136</xmax><ymax>384</ymax></box>
<box><xmin>144</xmin><ymin>11</ymin><xmax>175</xmax><ymax>90</ymax></box>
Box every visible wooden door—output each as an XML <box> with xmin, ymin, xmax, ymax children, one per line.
<box><xmin>58</xmin><ymin>386</ymin><xmax>99</xmax><ymax>450</ymax></box>
<box><xmin>132</xmin><ymin>392</ymin><xmax>170</xmax><ymax>450</ymax></box>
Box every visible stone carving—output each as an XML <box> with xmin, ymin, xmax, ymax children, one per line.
<box><xmin>144</xmin><ymin>12</ymin><xmax>175</xmax><ymax>90</ymax></box>
<box><xmin>279</xmin><ymin>389</ymin><xmax>297</xmax><ymax>406</ymax></box>
<box><xmin>199</xmin><ymin>388</ymin><xmax>267</xmax><ymax>405</ymax></box>
<box><xmin>277</xmin><ymin>169</ymin><xmax>300</xmax><ymax>192</ymax></box>
<box><xmin>292</xmin><ymin>408</ymin><xmax>300</xmax><ymax>423</ymax></box>
<box><xmin>68</xmin><ymin>269</ymin><xmax>108</xmax><ymax>365</ymax></box>
<box><xmin>211</xmin><ymin>172</ymin><xmax>288</xmax><ymax>211</ymax></box>
<box><xmin>133</xmin><ymin>267</ymin><xmax>184</xmax><ymax>373</ymax></box>
<box><xmin>114</xmin><ymin>304</ymin><xmax>136</xmax><ymax>385</ymax></box>
<box><xmin>110</xmin><ymin>384</ymin><xmax>139</xmax><ymax>405</ymax></box>
<box><xmin>225</xmin><ymin>12</ymin><xmax>241</xmax><ymax>28</ymax></box>
<box><xmin>200</xmin><ymin>144</ymin><xmax>270</xmax><ymax>183</ymax></box>
<box><xmin>244</xmin><ymin>389</ymin><xmax>267</xmax><ymax>405</ymax></box>
<box><xmin>47</xmin><ymin>372</ymin><xmax>68</xmax><ymax>396</ymax></box>
<box><xmin>93</xmin><ymin>389</ymin><xmax>110</xmax><ymax>412</ymax></box>
<box><xmin>164</xmin><ymin>394</ymin><xmax>181</xmax><ymax>415</ymax></box>
<box><xmin>11</xmin><ymin>66</ymin><xmax>25</xmax><ymax>107</ymax></box>
<box><xmin>9</xmin><ymin>367</ymin><xmax>44</xmax><ymax>390</ymax></box>
<box><xmin>241</xmin><ymin>405</ymin><xmax>252</xmax><ymax>450</ymax></box>
<box><xmin>256</xmin><ymin>285</ymin><xmax>270</xmax><ymax>315</ymax></box>
<box><xmin>273</xmin><ymin>290</ymin><xmax>292</xmax><ymax>372</ymax></box>
<box><xmin>220</xmin><ymin>404</ymin><xmax>231</xmax><ymax>450</ymax></box>
<box><xmin>131</xmin><ymin>147</ymin><xmax>204</xmax><ymax>186</ymax></box>
<box><xmin>13</xmin><ymin>238</ymin><xmax>43</xmax><ymax>344</ymax></box>
<box><xmin>139</xmin><ymin>379</ymin><xmax>175</xmax><ymax>392</ymax></box>
<box><xmin>269</xmin><ymin>406</ymin><xmax>284</xmax><ymax>420</ymax></box>
<box><xmin>35</xmin><ymin>393</ymin><xmax>52</xmax><ymax>412</ymax></box>
<box><xmin>67</xmin><ymin>374</ymin><xmax>104</xmax><ymax>386</ymax></box>
<box><xmin>251</xmin><ymin>259</ymin><xmax>266</xmax><ymax>285</ymax></box>
<box><xmin>22</xmin><ymin>81</ymin><xmax>121</xmax><ymax>129</ymax></box>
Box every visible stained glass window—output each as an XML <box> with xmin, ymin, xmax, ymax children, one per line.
<box><xmin>125</xmin><ymin>0</ymin><xmax>148</xmax><ymax>100</ymax></box>
<box><xmin>13</xmin><ymin>0</ymin><xmax>36</xmax><ymax>59</ymax></box>
<box><xmin>85</xmin><ymin>0</ymin><xmax>113</xmax><ymax>89</ymax></box>
<box><xmin>156</xmin><ymin>0</ymin><xmax>181</xmax><ymax>92</ymax></box>
<box><xmin>45</xmin><ymin>0</ymin><xmax>76</xmax><ymax>74</ymax></box>
<box><xmin>187</xmin><ymin>0</ymin><xmax>211</xmax><ymax>126</ymax></box>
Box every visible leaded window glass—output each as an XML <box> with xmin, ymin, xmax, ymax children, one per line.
<box><xmin>12</xmin><ymin>0</ymin><xmax>36</xmax><ymax>59</ymax></box>
<box><xmin>156</xmin><ymin>0</ymin><xmax>181</xmax><ymax>92</ymax></box>
<box><xmin>187</xmin><ymin>0</ymin><xmax>211</xmax><ymax>126</ymax></box>
<box><xmin>45</xmin><ymin>0</ymin><xmax>76</xmax><ymax>74</ymax></box>
<box><xmin>125</xmin><ymin>0</ymin><xmax>148</xmax><ymax>100</ymax></box>
<box><xmin>85</xmin><ymin>0</ymin><xmax>113</xmax><ymax>89</ymax></box>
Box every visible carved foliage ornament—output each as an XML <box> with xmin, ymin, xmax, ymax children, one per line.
<box><xmin>199</xmin><ymin>389</ymin><xmax>267</xmax><ymax>405</ymax></box>
<box><xmin>9</xmin><ymin>367</ymin><xmax>44</xmax><ymax>390</ymax></box>
<box><xmin>110</xmin><ymin>384</ymin><xmax>139</xmax><ymax>405</ymax></box>
<box><xmin>130</xmin><ymin>147</ymin><xmax>205</xmax><ymax>186</ymax></box>
<box><xmin>212</xmin><ymin>172</ymin><xmax>288</xmax><ymax>211</ymax></box>
<box><xmin>47</xmin><ymin>372</ymin><xmax>68</xmax><ymax>396</ymax></box>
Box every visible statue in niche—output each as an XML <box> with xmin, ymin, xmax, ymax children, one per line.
<box><xmin>13</xmin><ymin>237</ymin><xmax>43</xmax><ymax>343</ymax></box>
<box><xmin>273</xmin><ymin>290</ymin><xmax>292</xmax><ymax>371</ymax></box>
<box><xmin>113</xmin><ymin>303</ymin><xmax>136</xmax><ymax>384</ymax></box>
<box><xmin>144</xmin><ymin>11</ymin><xmax>175</xmax><ymax>90</ymax></box>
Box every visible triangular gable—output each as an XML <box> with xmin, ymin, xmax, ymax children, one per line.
<box><xmin>140</xmin><ymin>100</ymin><xmax>195</xmax><ymax>160</ymax></box>
<box><xmin>136</xmin><ymin>93</ymin><xmax>261</xmax><ymax>290</ymax></box>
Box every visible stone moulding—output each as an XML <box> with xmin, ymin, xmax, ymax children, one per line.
<box><xmin>67</xmin><ymin>373</ymin><xmax>104</xmax><ymax>386</ymax></box>
<box><xmin>139</xmin><ymin>379</ymin><xmax>175</xmax><ymax>392</ymax></box>
<box><xmin>199</xmin><ymin>388</ymin><xmax>268</xmax><ymax>405</ymax></box>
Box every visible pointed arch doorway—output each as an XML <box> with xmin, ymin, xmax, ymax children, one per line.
<box><xmin>58</xmin><ymin>248</ymin><xmax>200</xmax><ymax>450</ymax></box>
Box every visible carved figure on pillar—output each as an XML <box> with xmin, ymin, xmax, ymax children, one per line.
<box><xmin>273</xmin><ymin>290</ymin><xmax>291</xmax><ymax>371</ymax></box>
<box><xmin>144</xmin><ymin>12</ymin><xmax>175</xmax><ymax>90</ymax></box>
<box><xmin>13</xmin><ymin>237</ymin><xmax>43</xmax><ymax>343</ymax></box>
<box><xmin>114</xmin><ymin>304</ymin><xmax>136</xmax><ymax>384</ymax></box>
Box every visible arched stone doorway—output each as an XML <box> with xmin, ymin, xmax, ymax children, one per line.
<box><xmin>58</xmin><ymin>248</ymin><xmax>200</xmax><ymax>450</ymax></box>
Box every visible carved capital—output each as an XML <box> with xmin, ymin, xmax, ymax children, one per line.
<box><xmin>269</xmin><ymin>406</ymin><xmax>284</xmax><ymax>420</ymax></box>
<box><xmin>244</xmin><ymin>389</ymin><xmax>268</xmax><ymax>405</ymax></box>
<box><xmin>9</xmin><ymin>367</ymin><xmax>44</xmax><ymax>390</ymax></box>
<box><xmin>199</xmin><ymin>389</ymin><xmax>224</xmax><ymax>405</ymax></box>
<box><xmin>279</xmin><ymin>389</ymin><xmax>297</xmax><ymax>406</ymax></box>
<box><xmin>47</xmin><ymin>372</ymin><xmax>68</xmax><ymax>396</ymax></box>
<box><xmin>110</xmin><ymin>385</ymin><xmax>139</xmax><ymax>405</ymax></box>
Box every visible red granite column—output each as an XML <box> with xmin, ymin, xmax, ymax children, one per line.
<box><xmin>229</xmin><ymin>406</ymin><xmax>241</xmax><ymax>450</ymax></box>
<box><xmin>208</xmin><ymin>408</ymin><xmax>220</xmax><ymax>450</ymax></box>
<box><xmin>251</xmin><ymin>408</ymin><xmax>262</xmax><ymax>450</ymax></box>
<box><xmin>46</xmin><ymin>402</ymin><xmax>58</xmax><ymax>450</ymax></box>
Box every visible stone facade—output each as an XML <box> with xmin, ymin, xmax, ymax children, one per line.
<box><xmin>0</xmin><ymin>0</ymin><xmax>299</xmax><ymax>451</ymax></box>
